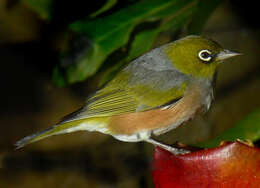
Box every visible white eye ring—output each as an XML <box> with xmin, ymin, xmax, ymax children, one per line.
<box><xmin>198</xmin><ymin>49</ymin><xmax>212</xmax><ymax>62</ymax></box>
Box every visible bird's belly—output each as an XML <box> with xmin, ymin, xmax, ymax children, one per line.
<box><xmin>108</xmin><ymin>85</ymin><xmax>210</xmax><ymax>138</ymax></box>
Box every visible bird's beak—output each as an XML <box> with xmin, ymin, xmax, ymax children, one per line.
<box><xmin>216</xmin><ymin>49</ymin><xmax>242</xmax><ymax>61</ymax></box>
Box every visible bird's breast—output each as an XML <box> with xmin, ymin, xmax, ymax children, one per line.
<box><xmin>107</xmin><ymin>83</ymin><xmax>212</xmax><ymax>136</ymax></box>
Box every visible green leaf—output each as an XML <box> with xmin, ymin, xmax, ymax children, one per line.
<box><xmin>61</xmin><ymin>0</ymin><xmax>199</xmax><ymax>84</ymax></box>
<box><xmin>128</xmin><ymin>29</ymin><xmax>159</xmax><ymax>60</ymax></box>
<box><xmin>52</xmin><ymin>66</ymin><xmax>66</xmax><ymax>87</ymax></box>
<box><xmin>22</xmin><ymin>0</ymin><xmax>53</xmax><ymax>20</ymax></box>
<box><xmin>98</xmin><ymin>28</ymin><xmax>160</xmax><ymax>87</ymax></box>
<box><xmin>67</xmin><ymin>22</ymin><xmax>136</xmax><ymax>83</ymax></box>
<box><xmin>188</xmin><ymin>0</ymin><xmax>223</xmax><ymax>34</ymax></box>
<box><xmin>90</xmin><ymin>0</ymin><xmax>118</xmax><ymax>18</ymax></box>
<box><xmin>196</xmin><ymin>109</ymin><xmax>260</xmax><ymax>148</ymax></box>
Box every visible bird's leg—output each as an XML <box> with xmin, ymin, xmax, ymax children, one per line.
<box><xmin>145</xmin><ymin>138</ymin><xmax>190</xmax><ymax>155</ymax></box>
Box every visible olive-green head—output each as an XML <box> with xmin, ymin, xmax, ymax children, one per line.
<box><xmin>165</xmin><ymin>35</ymin><xmax>241</xmax><ymax>79</ymax></box>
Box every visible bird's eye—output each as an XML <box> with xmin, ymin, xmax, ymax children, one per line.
<box><xmin>198</xmin><ymin>49</ymin><xmax>212</xmax><ymax>62</ymax></box>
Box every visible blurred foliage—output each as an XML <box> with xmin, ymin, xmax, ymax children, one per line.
<box><xmin>188</xmin><ymin>0</ymin><xmax>223</xmax><ymax>34</ymax></box>
<box><xmin>197</xmin><ymin>109</ymin><xmax>260</xmax><ymax>148</ymax></box>
<box><xmin>57</xmin><ymin>0</ymin><xmax>197</xmax><ymax>85</ymax></box>
<box><xmin>0</xmin><ymin>0</ymin><xmax>223</xmax><ymax>85</ymax></box>
<box><xmin>51</xmin><ymin>0</ymin><xmax>222</xmax><ymax>85</ymax></box>
<box><xmin>0</xmin><ymin>0</ymin><xmax>41</xmax><ymax>43</ymax></box>
<box><xmin>90</xmin><ymin>0</ymin><xmax>118</xmax><ymax>18</ymax></box>
<box><xmin>22</xmin><ymin>0</ymin><xmax>53</xmax><ymax>20</ymax></box>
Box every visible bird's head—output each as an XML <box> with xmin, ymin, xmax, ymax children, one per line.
<box><xmin>165</xmin><ymin>35</ymin><xmax>241</xmax><ymax>80</ymax></box>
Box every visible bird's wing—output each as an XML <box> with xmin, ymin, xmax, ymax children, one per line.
<box><xmin>60</xmin><ymin>49</ymin><xmax>190</xmax><ymax>124</ymax></box>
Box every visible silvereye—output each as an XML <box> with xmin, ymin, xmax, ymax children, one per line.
<box><xmin>16</xmin><ymin>35</ymin><xmax>240</xmax><ymax>154</ymax></box>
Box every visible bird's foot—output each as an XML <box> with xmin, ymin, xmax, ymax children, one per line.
<box><xmin>145</xmin><ymin>138</ymin><xmax>190</xmax><ymax>155</ymax></box>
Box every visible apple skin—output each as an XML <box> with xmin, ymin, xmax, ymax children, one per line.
<box><xmin>152</xmin><ymin>141</ymin><xmax>260</xmax><ymax>188</ymax></box>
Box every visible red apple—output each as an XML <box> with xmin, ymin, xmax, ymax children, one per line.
<box><xmin>152</xmin><ymin>141</ymin><xmax>260</xmax><ymax>188</ymax></box>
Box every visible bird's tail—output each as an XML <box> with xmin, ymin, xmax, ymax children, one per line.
<box><xmin>15</xmin><ymin>119</ymin><xmax>87</xmax><ymax>149</ymax></box>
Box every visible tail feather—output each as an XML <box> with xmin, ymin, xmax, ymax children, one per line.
<box><xmin>15</xmin><ymin>125</ymin><xmax>59</xmax><ymax>149</ymax></box>
<box><xmin>15</xmin><ymin>115</ymin><xmax>110</xmax><ymax>149</ymax></box>
<box><xmin>15</xmin><ymin>119</ymin><xmax>85</xmax><ymax>149</ymax></box>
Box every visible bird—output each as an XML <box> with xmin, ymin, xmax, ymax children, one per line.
<box><xmin>15</xmin><ymin>35</ymin><xmax>241</xmax><ymax>154</ymax></box>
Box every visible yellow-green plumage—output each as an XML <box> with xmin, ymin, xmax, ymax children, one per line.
<box><xmin>15</xmin><ymin>35</ymin><xmax>240</xmax><ymax>150</ymax></box>
<box><xmin>165</xmin><ymin>36</ymin><xmax>222</xmax><ymax>78</ymax></box>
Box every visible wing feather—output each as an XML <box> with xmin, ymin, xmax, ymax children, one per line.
<box><xmin>60</xmin><ymin>46</ymin><xmax>190</xmax><ymax>123</ymax></box>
